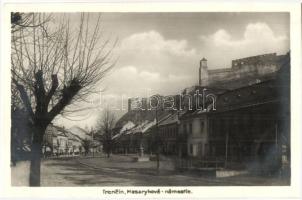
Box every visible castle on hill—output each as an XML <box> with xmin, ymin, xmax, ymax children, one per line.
<box><xmin>198</xmin><ymin>53</ymin><xmax>287</xmax><ymax>87</ymax></box>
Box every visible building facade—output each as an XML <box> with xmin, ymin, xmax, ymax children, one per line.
<box><xmin>179</xmin><ymin>112</ymin><xmax>209</xmax><ymax>158</ymax></box>
<box><xmin>43</xmin><ymin>124</ymin><xmax>84</xmax><ymax>156</ymax></box>
<box><xmin>158</xmin><ymin>113</ymin><xmax>179</xmax><ymax>155</ymax></box>
<box><xmin>180</xmin><ymin>52</ymin><xmax>290</xmax><ymax>173</ymax></box>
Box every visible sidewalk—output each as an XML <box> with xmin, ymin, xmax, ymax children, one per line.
<box><xmin>11</xmin><ymin>159</ymin><xmax>79</xmax><ymax>186</ymax></box>
<box><xmin>11</xmin><ymin>161</ymin><xmax>30</xmax><ymax>186</ymax></box>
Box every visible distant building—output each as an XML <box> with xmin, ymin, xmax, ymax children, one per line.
<box><xmin>43</xmin><ymin>124</ymin><xmax>68</xmax><ymax>156</ymax></box>
<box><xmin>64</xmin><ymin>131</ymin><xmax>83</xmax><ymax>154</ymax></box>
<box><xmin>199</xmin><ymin>53</ymin><xmax>287</xmax><ymax>87</ymax></box>
<box><xmin>43</xmin><ymin>124</ymin><xmax>84</xmax><ymax>156</ymax></box>
<box><xmin>113</xmin><ymin>120</ymin><xmax>156</xmax><ymax>154</ymax></box>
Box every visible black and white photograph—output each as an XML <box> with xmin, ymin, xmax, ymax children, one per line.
<box><xmin>9</xmin><ymin>11</ymin><xmax>291</xmax><ymax>187</ymax></box>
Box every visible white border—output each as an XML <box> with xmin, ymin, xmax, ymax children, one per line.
<box><xmin>1</xmin><ymin>2</ymin><xmax>301</xmax><ymax>199</ymax></box>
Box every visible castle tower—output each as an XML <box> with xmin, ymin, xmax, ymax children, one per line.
<box><xmin>199</xmin><ymin>57</ymin><xmax>208</xmax><ymax>86</ymax></box>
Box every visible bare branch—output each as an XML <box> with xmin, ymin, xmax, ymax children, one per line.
<box><xmin>12</xmin><ymin>78</ymin><xmax>34</xmax><ymax>120</ymax></box>
<box><xmin>48</xmin><ymin>79</ymin><xmax>82</xmax><ymax>122</ymax></box>
<box><xmin>11</xmin><ymin>12</ymin><xmax>117</xmax><ymax>126</ymax></box>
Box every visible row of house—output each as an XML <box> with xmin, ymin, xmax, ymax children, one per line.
<box><xmin>42</xmin><ymin>124</ymin><xmax>102</xmax><ymax>157</ymax></box>
<box><xmin>111</xmin><ymin>52</ymin><xmax>290</xmax><ymax>174</ymax></box>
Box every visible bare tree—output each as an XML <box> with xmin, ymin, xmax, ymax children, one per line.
<box><xmin>11</xmin><ymin>12</ymin><xmax>51</xmax><ymax>40</ymax></box>
<box><xmin>96</xmin><ymin>108</ymin><xmax>116</xmax><ymax>158</ymax></box>
<box><xmin>81</xmin><ymin>138</ymin><xmax>91</xmax><ymax>156</ymax></box>
<box><xmin>11</xmin><ymin>13</ymin><xmax>52</xmax><ymax>165</ymax></box>
<box><xmin>11</xmin><ymin>13</ymin><xmax>116</xmax><ymax>186</ymax></box>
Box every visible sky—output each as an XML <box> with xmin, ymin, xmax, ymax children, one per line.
<box><xmin>54</xmin><ymin>12</ymin><xmax>290</xmax><ymax>129</ymax></box>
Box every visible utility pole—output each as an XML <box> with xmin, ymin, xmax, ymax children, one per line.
<box><xmin>225</xmin><ymin>124</ymin><xmax>229</xmax><ymax>168</ymax></box>
<box><xmin>275</xmin><ymin>122</ymin><xmax>279</xmax><ymax>171</ymax></box>
<box><xmin>275</xmin><ymin>122</ymin><xmax>278</xmax><ymax>152</ymax></box>
<box><xmin>156</xmin><ymin>107</ymin><xmax>160</xmax><ymax>174</ymax></box>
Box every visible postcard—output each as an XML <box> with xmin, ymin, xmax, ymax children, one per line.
<box><xmin>0</xmin><ymin>1</ymin><xmax>301</xmax><ymax>200</ymax></box>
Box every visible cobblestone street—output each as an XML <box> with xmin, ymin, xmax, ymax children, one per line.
<box><xmin>11</xmin><ymin>155</ymin><xmax>289</xmax><ymax>186</ymax></box>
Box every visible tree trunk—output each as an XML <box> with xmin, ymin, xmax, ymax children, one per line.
<box><xmin>106</xmin><ymin>140</ymin><xmax>111</xmax><ymax>158</ymax></box>
<box><xmin>107</xmin><ymin>145</ymin><xmax>111</xmax><ymax>158</ymax></box>
<box><xmin>29</xmin><ymin>126</ymin><xmax>45</xmax><ymax>186</ymax></box>
<box><xmin>29</xmin><ymin>142</ymin><xmax>42</xmax><ymax>186</ymax></box>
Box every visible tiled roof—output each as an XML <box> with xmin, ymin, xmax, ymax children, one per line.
<box><xmin>158</xmin><ymin>112</ymin><xmax>184</xmax><ymax>127</ymax></box>
<box><xmin>113</xmin><ymin>119</ymin><xmax>157</xmax><ymax>140</ymax></box>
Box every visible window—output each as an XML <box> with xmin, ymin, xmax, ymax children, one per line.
<box><xmin>190</xmin><ymin>144</ymin><xmax>193</xmax><ymax>155</ymax></box>
<box><xmin>189</xmin><ymin>123</ymin><xmax>192</xmax><ymax>135</ymax></box>
<box><xmin>200</xmin><ymin>120</ymin><xmax>204</xmax><ymax>132</ymax></box>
